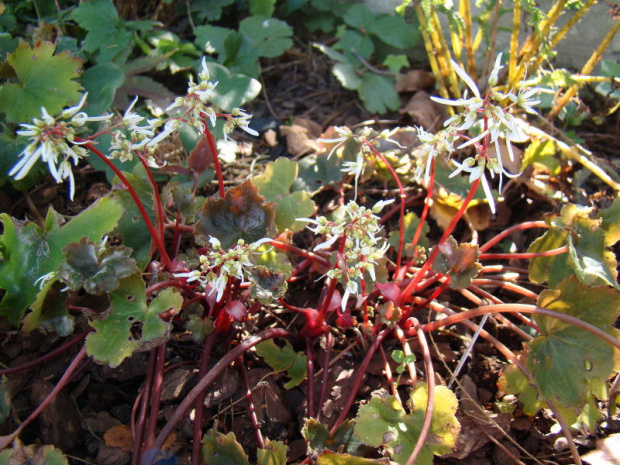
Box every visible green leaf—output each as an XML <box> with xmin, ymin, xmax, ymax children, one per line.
<box><xmin>57</xmin><ymin>238</ymin><xmax>138</xmax><ymax>294</ymax></box>
<box><xmin>82</xmin><ymin>62</ymin><xmax>125</xmax><ymax>116</ymax></box>
<box><xmin>0</xmin><ymin>443</ymin><xmax>69</xmax><ymax>465</ymax></box>
<box><xmin>430</xmin><ymin>236</ymin><xmax>481</xmax><ymax>289</ymax></box>
<box><xmin>313</xmin><ymin>42</ymin><xmax>348</xmax><ymax>63</ymax></box>
<box><xmin>383</xmin><ymin>54</ymin><xmax>409</xmax><ymax>74</ymax></box>
<box><xmin>239</xmin><ymin>16</ymin><xmax>293</xmax><ymax>58</ymax></box>
<box><xmin>204</xmin><ymin>62</ymin><xmax>261</xmax><ymax>111</ymax></box>
<box><xmin>254</xmin><ymin>158</ymin><xmax>316</xmax><ymax>233</ymax></box>
<box><xmin>371</xmin><ymin>15</ymin><xmax>418</xmax><ymax>48</ymax></box>
<box><xmin>389</xmin><ymin>211</ymin><xmax>430</xmax><ymax>252</ymax></box>
<box><xmin>85</xmin><ymin>274</ymin><xmax>182</xmax><ymax>367</ymax></box>
<box><xmin>343</xmin><ymin>4</ymin><xmax>375</xmax><ymax>30</ymax></box>
<box><xmin>202</xmin><ymin>431</ymin><xmax>249</xmax><ymax>465</ymax></box>
<box><xmin>0</xmin><ymin>41</ymin><xmax>82</xmax><ymax>122</ymax></box>
<box><xmin>521</xmin><ymin>139</ymin><xmax>561</xmax><ymax>176</ymax></box>
<box><xmin>294</xmin><ymin>153</ymin><xmax>344</xmax><ymax>193</ymax></box>
<box><xmin>22</xmin><ymin>280</ymin><xmax>74</xmax><ymax>336</ymax></box>
<box><xmin>193</xmin><ymin>181</ymin><xmax>277</xmax><ymax>249</ymax></box>
<box><xmin>354</xmin><ymin>384</ymin><xmax>460</xmax><ymax>464</ymax></box>
<box><xmin>358</xmin><ymin>73</ymin><xmax>399</xmax><ymax>114</ymax></box>
<box><xmin>249</xmin><ymin>0</ymin><xmax>276</xmax><ymax>17</ymax></box>
<box><xmin>528</xmin><ymin>204</ymin><xmax>618</xmax><ymax>288</ymax></box>
<box><xmin>72</xmin><ymin>0</ymin><xmax>130</xmax><ymax>61</ymax></box>
<box><xmin>0</xmin><ymin>197</ymin><xmax>123</xmax><ymax>328</ymax></box>
<box><xmin>255</xmin><ymin>339</ymin><xmax>307</xmax><ymax>389</ymax></box>
<box><xmin>248</xmin><ymin>266</ymin><xmax>288</xmax><ymax>303</ymax></box>
<box><xmin>596</xmin><ymin>198</ymin><xmax>620</xmax><ymax>247</ymax></box>
<box><xmin>334</xmin><ymin>30</ymin><xmax>374</xmax><ymax>60</ymax></box>
<box><xmin>302</xmin><ymin>419</ymin><xmax>365</xmax><ymax>455</ymax></box>
<box><xmin>317</xmin><ymin>452</ymin><xmax>385</xmax><ymax>465</ymax></box>
<box><xmin>527</xmin><ymin>277</ymin><xmax>620</xmax><ymax>407</ymax></box>
<box><xmin>111</xmin><ymin>167</ymin><xmax>156</xmax><ymax>271</ymax></box>
<box><xmin>498</xmin><ymin>361</ymin><xmax>545</xmax><ymax>416</ymax></box>
<box><xmin>257</xmin><ymin>440</ymin><xmax>288</xmax><ymax>465</ymax></box>
<box><xmin>332</xmin><ymin>63</ymin><xmax>362</xmax><ymax>91</ymax></box>
<box><xmin>194</xmin><ymin>25</ymin><xmax>233</xmax><ymax>56</ymax></box>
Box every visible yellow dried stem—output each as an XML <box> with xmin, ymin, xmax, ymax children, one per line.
<box><xmin>460</xmin><ymin>0</ymin><xmax>476</xmax><ymax>79</ymax></box>
<box><xmin>508</xmin><ymin>0</ymin><xmax>521</xmax><ymax>84</ymax></box>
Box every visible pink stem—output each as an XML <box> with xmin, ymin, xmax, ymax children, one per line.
<box><xmin>136</xmin><ymin>155</ymin><xmax>167</xmax><ymax>247</ymax></box>
<box><xmin>479</xmin><ymin>220</ymin><xmax>548</xmax><ymax>253</ymax></box>
<box><xmin>144</xmin><ymin>343</ymin><xmax>167</xmax><ymax>451</ymax></box>
<box><xmin>480</xmin><ymin>245</ymin><xmax>569</xmax><ymax>260</ymax></box>
<box><xmin>192</xmin><ymin>333</ymin><xmax>216</xmax><ymax>464</ymax></box>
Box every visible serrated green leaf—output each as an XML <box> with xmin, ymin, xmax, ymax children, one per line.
<box><xmin>257</xmin><ymin>439</ymin><xmax>287</xmax><ymax>465</ymax></box>
<box><xmin>370</xmin><ymin>15</ymin><xmax>418</xmax><ymax>48</ymax></box>
<box><xmin>383</xmin><ymin>54</ymin><xmax>409</xmax><ymax>74</ymax></box>
<box><xmin>205</xmin><ymin>62</ymin><xmax>261</xmax><ymax>111</ymax></box>
<box><xmin>194</xmin><ymin>181</ymin><xmax>276</xmax><ymax>249</ymax></box>
<box><xmin>596</xmin><ymin>198</ymin><xmax>620</xmax><ymax>247</ymax></box>
<box><xmin>527</xmin><ymin>277</ymin><xmax>620</xmax><ymax>407</ymax></box>
<box><xmin>302</xmin><ymin>419</ymin><xmax>365</xmax><ymax>455</ymax></box>
<box><xmin>0</xmin><ymin>41</ymin><xmax>82</xmax><ymax>122</ymax></box>
<box><xmin>302</xmin><ymin>418</ymin><xmax>331</xmax><ymax>454</ymax></box>
<box><xmin>294</xmin><ymin>153</ymin><xmax>344</xmax><ymax>193</ymax></box>
<box><xmin>0</xmin><ymin>197</ymin><xmax>123</xmax><ymax>328</ymax></box>
<box><xmin>255</xmin><ymin>339</ymin><xmax>307</xmax><ymax>389</ymax></box>
<box><xmin>254</xmin><ymin>158</ymin><xmax>316</xmax><ymax>233</ymax></box>
<box><xmin>249</xmin><ymin>0</ymin><xmax>276</xmax><ymax>17</ymax></box>
<box><xmin>358</xmin><ymin>73</ymin><xmax>399</xmax><ymax>114</ymax></box>
<box><xmin>239</xmin><ymin>16</ymin><xmax>293</xmax><ymax>58</ymax></box>
<box><xmin>334</xmin><ymin>30</ymin><xmax>374</xmax><ymax>60</ymax></box>
<box><xmin>354</xmin><ymin>384</ymin><xmax>460</xmax><ymax>465</ymax></box>
<box><xmin>313</xmin><ymin>42</ymin><xmax>348</xmax><ymax>63</ymax></box>
<box><xmin>332</xmin><ymin>63</ymin><xmax>362</xmax><ymax>90</ymax></box>
<box><xmin>85</xmin><ymin>274</ymin><xmax>182</xmax><ymax>367</ymax></box>
<box><xmin>195</xmin><ymin>25</ymin><xmax>234</xmax><ymax>56</ymax></box>
<box><xmin>529</xmin><ymin>204</ymin><xmax>618</xmax><ymax>288</ymax></box>
<box><xmin>57</xmin><ymin>238</ymin><xmax>137</xmax><ymax>294</ymax></box>
<box><xmin>120</xmin><ymin>75</ymin><xmax>175</xmax><ymax>102</ymax></box>
<box><xmin>343</xmin><ymin>4</ymin><xmax>374</xmax><ymax>30</ymax></box>
<box><xmin>202</xmin><ymin>431</ymin><xmax>249</xmax><ymax>465</ymax></box>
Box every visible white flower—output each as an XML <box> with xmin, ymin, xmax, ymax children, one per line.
<box><xmin>341</xmin><ymin>151</ymin><xmax>365</xmax><ymax>199</ymax></box>
<box><xmin>449</xmin><ymin>156</ymin><xmax>496</xmax><ymax>214</ymax></box>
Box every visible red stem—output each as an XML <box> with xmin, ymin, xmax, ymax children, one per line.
<box><xmin>480</xmin><ymin>245</ymin><xmax>569</xmax><ymax>260</ymax></box>
<box><xmin>132</xmin><ymin>349</ymin><xmax>156</xmax><ymax>465</ymax></box>
<box><xmin>203</xmin><ymin>126</ymin><xmax>224</xmax><ymax>198</ymax></box>
<box><xmin>83</xmin><ymin>142</ymin><xmax>172</xmax><ymax>270</ymax></box>
<box><xmin>136</xmin><ymin>155</ymin><xmax>167</xmax><ymax>247</ymax></box>
<box><xmin>316</xmin><ymin>331</ymin><xmax>333</xmax><ymax>422</ymax></box>
<box><xmin>144</xmin><ymin>343</ymin><xmax>167</xmax><ymax>451</ymax></box>
<box><xmin>306</xmin><ymin>337</ymin><xmax>315</xmax><ymax>418</ymax></box>
<box><xmin>479</xmin><ymin>220</ymin><xmax>548</xmax><ymax>253</ymax></box>
<box><xmin>237</xmin><ymin>356</ymin><xmax>265</xmax><ymax>449</ymax></box>
<box><xmin>192</xmin><ymin>333</ymin><xmax>216</xmax><ymax>464</ymax></box>
<box><xmin>144</xmin><ymin>328</ymin><xmax>292</xmax><ymax>463</ymax></box>
<box><xmin>269</xmin><ymin>240</ymin><xmax>331</xmax><ymax>268</ymax></box>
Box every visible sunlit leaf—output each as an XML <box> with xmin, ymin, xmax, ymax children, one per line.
<box><xmin>22</xmin><ymin>280</ymin><xmax>73</xmax><ymax>336</ymax></box>
<box><xmin>257</xmin><ymin>440</ymin><xmax>288</xmax><ymax>465</ymax></box>
<box><xmin>254</xmin><ymin>158</ymin><xmax>316</xmax><ymax>233</ymax></box>
<box><xmin>85</xmin><ymin>274</ymin><xmax>182</xmax><ymax>367</ymax></box>
<box><xmin>194</xmin><ymin>180</ymin><xmax>276</xmax><ymax>249</ymax></box>
<box><xmin>358</xmin><ymin>73</ymin><xmax>400</xmax><ymax>114</ymax></box>
<box><xmin>528</xmin><ymin>277</ymin><xmax>620</xmax><ymax>407</ymax></box>
<box><xmin>202</xmin><ymin>431</ymin><xmax>249</xmax><ymax>465</ymax></box>
<box><xmin>354</xmin><ymin>384</ymin><xmax>460</xmax><ymax>464</ymax></box>
<box><xmin>317</xmin><ymin>452</ymin><xmax>386</xmax><ymax>464</ymax></box>
<box><xmin>0</xmin><ymin>197</ymin><xmax>123</xmax><ymax>328</ymax></box>
<box><xmin>596</xmin><ymin>198</ymin><xmax>620</xmax><ymax>247</ymax></box>
<box><xmin>498</xmin><ymin>360</ymin><xmax>545</xmax><ymax>416</ymax></box>
<box><xmin>302</xmin><ymin>419</ymin><xmax>365</xmax><ymax>456</ymax></box>
<box><xmin>0</xmin><ymin>41</ymin><xmax>82</xmax><ymax>122</ymax></box>
<box><xmin>389</xmin><ymin>211</ymin><xmax>430</xmax><ymax>253</ymax></box>
<box><xmin>255</xmin><ymin>339</ymin><xmax>307</xmax><ymax>389</ymax></box>
<box><xmin>521</xmin><ymin>139</ymin><xmax>561</xmax><ymax>176</ymax></box>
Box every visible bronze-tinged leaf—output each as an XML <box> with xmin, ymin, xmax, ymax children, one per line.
<box><xmin>194</xmin><ymin>181</ymin><xmax>276</xmax><ymax>248</ymax></box>
<box><xmin>431</xmin><ymin>236</ymin><xmax>482</xmax><ymax>289</ymax></box>
<box><xmin>188</xmin><ymin>135</ymin><xmax>213</xmax><ymax>174</ymax></box>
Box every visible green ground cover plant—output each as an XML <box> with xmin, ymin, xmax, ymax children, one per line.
<box><xmin>0</xmin><ymin>1</ymin><xmax>618</xmax><ymax>464</ymax></box>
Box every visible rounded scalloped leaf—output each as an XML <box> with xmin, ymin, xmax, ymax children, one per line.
<box><xmin>317</xmin><ymin>452</ymin><xmax>385</xmax><ymax>464</ymax></box>
<box><xmin>202</xmin><ymin>431</ymin><xmax>249</xmax><ymax>465</ymax></box>
<box><xmin>0</xmin><ymin>41</ymin><xmax>82</xmax><ymax>122</ymax></box>
<box><xmin>431</xmin><ymin>236</ymin><xmax>482</xmax><ymax>289</ymax></box>
<box><xmin>194</xmin><ymin>181</ymin><xmax>276</xmax><ymax>249</ymax></box>
<box><xmin>85</xmin><ymin>274</ymin><xmax>182</xmax><ymax>367</ymax></box>
<box><xmin>253</xmin><ymin>158</ymin><xmax>316</xmax><ymax>233</ymax></box>
<box><xmin>498</xmin><ymin>362</ymin><xmax>545</xmax><ymax>416</ymax></box>
<box><xmin>528</xmin><ymin>276</ymin><xmax>620</xmax><ymax>407</ymax></box>
<box><xmin>257</xmin><ymin>440</ymin><xmax>288</xmax><ymax>465</ymax></box>
<box><xmin>57</xmin><ymin>238</ymin><xmax>137</xmax><ymax>295</ymax></box>
<box><xmin>596</xmin><ymin>198</ymin><xmax>620</xmax><ymax>247</ymax></box>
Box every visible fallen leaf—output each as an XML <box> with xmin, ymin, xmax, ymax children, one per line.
<box><xmin>399</xmin><ymin>91</ymin><xmax>446</xmax><ymax>133</ymax></box>
<box><xmin>395</xmin><ymin>69</ymin><xmax>435</xmax><ymax>92</ymax></box>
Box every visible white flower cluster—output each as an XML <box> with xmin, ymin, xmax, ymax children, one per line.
<box><xmin>299</xmin><ymin>199</ymin><xmax>393</xmax><ymax>310</ymax></box>
<box><xmin>175</xmin><ymin>237</ymin><xmax>271</xmax><ymax>302</ymax></box>
<box><xmin>423</xmin><ymin>54</ymin><xmax>541</xmax><ymax>213</ymax></box>
<box><xmin>9</xmin><ymin>94</ymin><xmax>111</xmax><ymax>199</ymax></box>
<box><xmin>10</xmin><ymin>57</ymin><xmax>259</xmax><ymax>199</ymax></box>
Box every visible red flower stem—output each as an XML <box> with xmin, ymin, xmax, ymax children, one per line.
<box><xmin>417</xmin><ymin>304</ymin><xmax>620</xmax><ymax>350</ymax></box>
<box><xmin>479</xmin><ymin>220</ymin><xmax>548</xmax><ymax>253</ymax></box>
<box><xmin>472</xmin><ymin>278</ymin><xmax>539</xmax><ymax>301</ymax></box>
<box><xmin>408</xmin><ymin>279</ymin><xmax>450</xmax><ymax>314</ymax></box>
<box><xmin>480</xmin><ymin>245</ymin><xmax>569</xmax><ymax>260</ymax></box>
<box><xmin>203</xmin><ymin>124</ymin><xmax>225</xmax><ymax>198</ymax></box>
<box><xmin>132</xmin><ymin>351</ymin><xmax>156</xmax><ymax>465</ymax></box>
<box><xmin>146</xmin><ymin>280</ymin><xmax>194</xmax><ymax>295</ymax></box>
<box><xmin>83</xmin><ymin>143</ymin><xmax>173</xmax><ymax>270</ymax></box>
<box><xmin>136</xmin><ymin>155</ymin><xmax>167</xmax><ymax>247</ymax></box>
<box><xmin>165</xmin><ymin>222</ymin><xmax>193</xmax><ymax>232</ymax></box>
<box><xmin>269</xmin><ymin>240</ymin><xmax>331</xmax><ymax>268</ymax></box>
<box><xmin>192</xmin><ymin>333</ymin><xmax>216</xmax><ymax>464</ymax></box>
<box><xmin>378</xmin><ymin>344</ymin><xmax>400</xmax><ymax>401</ymax></box>
<box><xmin>393</xmin><ymin>326</ymin><xmax>417</xmax><ymax>384</ymax></box>
<box><xmin>0</xmin><ymin>329</ymin><xmax>91</xmax><ymax>376</ymax></box>
<box><xmin>0</xmin><ymin>346</ymin><xmax>88</xmax><ymax>450</ymax></box>
<box><xmin>316</xmin><ymin>331</ymin><xmax>333</xmax><ymax>422</ymax></box>
<box><xmin>401</xmin><ymin>178</ymin><xmax>481</xmax><ymax>312</ymax></box>
<box><xmin>405</xmin><ymin>319</ymin><xmax>435</xmax><ymax>465</ymax></box>
<box><xmin>366</xmin><ymin>143</ymin><xmax>405</xmax><ymax>270</ymax></box>
<box><xmin>237</xmin><ymin>355</ymin><xmax>265</xmax><ymax>449</ymax></box>
<box><xmin>306</xmin><ymin>336</ymin><xmax>315</xmax><ymax>418</ymax></box>
<box><xmin>330</xmin><ymin>327</ymin><xmax>391</xmax><ymax>434</ymax></box>
<box><xmin>144</xmin><ymin>342</ymin><xmax>167</xmax><ymax>451</ymax></box>
<box><xmin>146</xmin><ymin>328</ymin><xmax>292</xmax><ymax>463</ymax></box>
